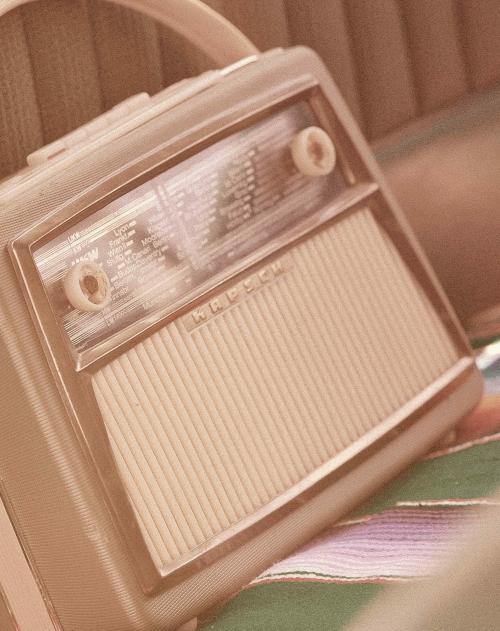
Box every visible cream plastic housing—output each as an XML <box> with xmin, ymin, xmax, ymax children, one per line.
<box><xmin>0</xmin><ymin>46</ymin><xmax>482</xmax><ymax>631</ymax></box>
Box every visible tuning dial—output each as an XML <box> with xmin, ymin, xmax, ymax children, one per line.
<box><xmin>290</xmin><ymin>126</ymin><xmax>336</xmax><ymax>177</ymax></box>
<box><xmin>64</xmin><ymin>261</ymin><xmax>111</xmax><ymax>312</ymax></box>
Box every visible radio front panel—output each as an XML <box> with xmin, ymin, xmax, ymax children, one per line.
<box><xmin>93</xmin><ymin>206</ymin><xmax>460</xmax><ymax>575</ymax></box>
<box><xmin>33</xmin><ymin>102</ymin><xmax>346</xmax><ymax>369</ymax></box>
<box><xmin>8</xmin><ymin>63</ymin><xmax>476</xmax><ymax>603</ymax></box>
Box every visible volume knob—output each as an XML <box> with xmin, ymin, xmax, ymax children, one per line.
<box><xmin>290</xmin><ymin>126</ymin><xmax>336</xmax><ymax>177</ymax></box>
<box><xmin>64</xmin><ymin>261</ymin><xmax>111</xmax><ymax>312</ymax></box>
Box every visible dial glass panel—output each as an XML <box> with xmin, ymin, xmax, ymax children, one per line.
<box><xmin>33</xmin><ymin>101</ymin><xmax>346</xmax><ymax>366</ymax></box>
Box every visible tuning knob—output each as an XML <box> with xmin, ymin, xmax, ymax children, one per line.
<box><xmin>290</xmin><ymin>126</ymin><xmax>336</xmax><ymax>177</ymax></box>
<box><xmin>64</xmin><ymin>261</ymin><xmax>111</xmax><ymax>312</ymax></box>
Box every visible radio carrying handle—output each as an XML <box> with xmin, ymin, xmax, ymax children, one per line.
<box><xmin>0</xmin><ymin>0</ymin><xmax>259</xmax><ymax>67</ymax></box>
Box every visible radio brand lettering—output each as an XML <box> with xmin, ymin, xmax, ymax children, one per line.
<box><xmin>184</xmin><ymin>257</ymin><xmax>291</xmax><ymax>331</ymax></box>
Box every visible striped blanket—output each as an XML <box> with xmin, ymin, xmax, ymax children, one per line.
<box><xmin>201</xmin><ymin>344</ymin><xmax>500</xmax><ymax>630</ymax></box>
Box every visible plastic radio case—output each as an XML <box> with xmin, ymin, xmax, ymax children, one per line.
<box><xmin>0</xmin><ymin>46</ymin><xmax>482</xmax><ymax>630</ymax></box>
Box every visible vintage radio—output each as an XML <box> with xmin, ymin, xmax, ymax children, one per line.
<box><xmin>0</xmin><ymin>1</ymin><xmax>482</xmax><ymax>629</ymax></box>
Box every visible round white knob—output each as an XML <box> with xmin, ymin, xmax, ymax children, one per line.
<box><xmin>63</xmin><ymin>261</ymin><xmax>111</xmax><ymax>312</ymax></box>
<box><xmin>290</xmin><ymin>126</ymin><xmax>336</xmax><ymax>177</ymax></box>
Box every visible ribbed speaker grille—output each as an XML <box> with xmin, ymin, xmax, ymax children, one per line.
<box><xmin>92</xmin><ymin>208</ymin><xmax>458</xmax><ymax>569</ymax></box>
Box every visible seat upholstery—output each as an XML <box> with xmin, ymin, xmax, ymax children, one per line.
<box><xmin>1</xmin><ymin>0</ymin><xmax>500</xmax><ymax>322</ymax></box>
<box><xmin>377</xmin><ymin>88</ymin><xmax>500</xmax><ymax>325</ymax></box>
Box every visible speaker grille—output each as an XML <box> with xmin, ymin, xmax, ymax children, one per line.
<box><xmin>92</xmin><ymin>208</ymin><xmax>458</xmax><ymax>569</ymax></box>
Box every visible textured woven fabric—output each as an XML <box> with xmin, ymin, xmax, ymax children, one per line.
<box><xmin>252</xmin><ymin>507</ymin><xmax>489</xmax><ymax>584</ymax></box>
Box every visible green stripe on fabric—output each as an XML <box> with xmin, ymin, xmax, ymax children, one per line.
<box><xmin>202</xmin><ymin>439</ymin><xmax>500</xmax><ymax>630</ymax></box>
<box><xmin>471</xmin><ymin>335</ymin><xmax>500</xmax><ymax>349</ymax></box>
<box><xmin>201</xmin><ymin>583</ymin><xmax>383</xmax><ymax>631</ymax></box>
<box><xmin>353</xmin><ymin>439</ymin><xmax>500</xmax><ymax>517</ymax></box>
